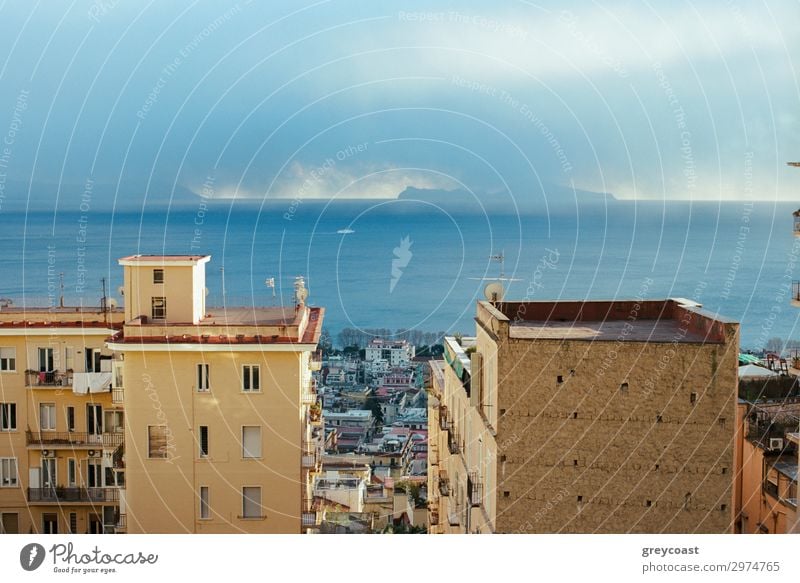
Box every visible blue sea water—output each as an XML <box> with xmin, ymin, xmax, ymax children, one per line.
<box><xmin>2</xmin><ymin>199</ymin><xmax>799</xmax><ymax>350</ymax></box>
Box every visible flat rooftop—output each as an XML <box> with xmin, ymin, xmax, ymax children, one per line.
<box><xmin>199</xmin><ymin>306</ymin><xmax>298</xmax><ymax>327</ymax></box>
<box><xmin>478</xmin><ymin>298</ymin><xmax>736</xmax><ymax>344</ymax></box>
<box><xmin>510</xmin><ymin>318</ymin><xmax>709</xmax><ymax>342</ymax></box>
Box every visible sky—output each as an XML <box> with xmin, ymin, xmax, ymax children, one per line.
<box><xmin>0</xmin><ymin>0</ymin><xmax>797</xmax><ymax>210</ymax></box>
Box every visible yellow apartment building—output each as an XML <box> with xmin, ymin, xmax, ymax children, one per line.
<box><xmin>428</xmin><ymin>342</ymin><xmax>495</xmax><ymax>533</ymax></box>
<box><xmin>429</xmin><ymin>298</ymin><xmax>739</xmax><ymax>533</ymax></box>
<box><xmin>0</xmin><ymin>253</ymin><xmax>324</xmax><ymax>534</ymax></box>
<box><xmin>0</xmin><ymin>305</ymin><xmax>124</xmax><ymax>534</ymax></box>
<box><xmin>107</xmin><ymin>255</ymin><xmax>324</xmax><ymax>533</ymax></box>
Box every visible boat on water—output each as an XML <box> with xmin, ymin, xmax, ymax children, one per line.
<box><xmin>337</xmin><ymin>229</ymin><xmax>355</xmax><ymax>234</ymax></box>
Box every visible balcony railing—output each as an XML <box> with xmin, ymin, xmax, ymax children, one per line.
<box><xmin>112</xmin><ymin>387</ymin><xmax>124</xmax><ymax>404</ymax></box>
<box><xmin>27</xmin><ymin>487</ymin><xmax>120</xmax><ymax>504</ymax></box>
<box><xmin>439</xmin><ymin>471</ymin><xmax>451</xmax><ymax>497</ymax></box>
<box><xmin>112</xmin><ymin>443</ymin><xmax>125</xmax><ymax>469</ymax></box>
<box><xmin>310</xmin><ymin>350</ymin><xmax>322</xmax><ymax>371</ymax></box>
<box><xmin>468</xmin><ymin>472</ymin><xmax>483</xmax><ymax>507</ymax></box>
<box><xmin>448</xmin><ymin>428</ymin><xmax>461</xmax><ymax>455</ymax></box>
<box><xmin>438</xmin><ymin>405</ymin><xmax>449</xmax><ymax>431</ymax></box>
<box><xmin>301</xmin><ymin>511</ymin><xmax>319</xmax><ymax>527</ymax></box>
<box><xmin>26</xmin><ymin>430</ymin><xmax>124</xmax><ymax>448</ymax></box>
<box><xmin>25</xmin><ymin>371</ymin><xmax>72</xmax><ymax>387</ymax></box>
<box><xmin>793</xmin><ymin>281</ymin><xmax>800</xmax><ymax>303</ymax></box>
<box><xmin>115</xmin><ymin>513</ymin><xmax>127</xmax><ymax>533</ymax></box>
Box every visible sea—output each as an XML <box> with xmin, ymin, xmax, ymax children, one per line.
<box><xmin>2</xmin><ymin>199</ymin><xmax>799</xmax><ymax>350</ymax></box>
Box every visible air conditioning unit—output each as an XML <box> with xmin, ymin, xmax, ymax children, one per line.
<box><xmin>768</xmin><ymin>438</ymin><xmax>784</xmax><ymax>451</ymax></box>
<box><xmin>41</xmin><ymin>450</ymin><xmax>55</xmax><ymax>458</ymax></box>
<box><xmin>87</xmin><ymin>450</ymin><xmax>101</xmax><ymax>458</ymax></box>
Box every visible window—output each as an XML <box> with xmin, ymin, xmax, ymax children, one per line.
<box><xmin>69</xmin><ymin>512</ymin><xmax>77</xmax><ymax>534</ymax></box>
<box><xmin>242</xmin><ymin>365</ymin><xmax>260</xmax><ymax>392</ymax></box>
<box><xmin>242</xmin><ymin>426</ymin><xmax>261</xmax><ymax>458</ymax></box>
<box><xmin>1</xmin><ymin>512</ymin><xmax>19</xmax><ymax>534</ymax></box>
<box><xmin>0</xmin><ymin>458</ymin><xmax>17</xmax><ymax>487</ymax></box>
<box><xmin>42</xmin><ymin>459</ymin><xmax>56</xmax><ymax>488</ymax></box>
<box><xmin>87</xmin><ymin>404</ymin><xmax>102</xmax><ymax>435</ymax></box>
<box><xmin>42</xmin><ymin>513</ymin><xmax>58</xmax><ymax>534</ymax></box>
<box><xmin>148</xmin><ymin>425</ymin><xmax>168</xmax><ymax>459</ymax></box>
<box><xmin>39</xmin><ymin>403</ymin><xmax>56</xmax><ymax>431</ymax></box>
<box><xmin>0</xmin><ymin>403</ymin><xmax>16</xmax><ymax>431</ymax></box>
<box><xmin>67</xmin><ymin>459</ymin><xmax>77</xmax><ymax>487</ymax></box>
<box><xmin>200</xmin><ymin>486</ymin><xmax>210</xmax><ymax>519</ymax></box>
<box><xmin>87</xmin><ymin>460</ymin><xmax>101</xmax><ymax>488</ymax></box>
<box><xmin>199</xmin><ymin>426</ymin><xmax>209</xmax><ymax>457</ymax></box>
<box><xmin>38</xmin><ymin>347</ymin><xmax>54</xmax><ymax>372</ymax></box>
<box><xmin>66</xmin><ymin>406</ymin><xmax>75</xmax><ymax>432</ymax></box>
<box><xmin>153</xmin><ymin>269</ymin><xmax>164</xmax><ymax>284</ymax></box>
<box><xmin>0</xmin><ymin>347</ymin><xmax>15</xmax><ymax>371</ymax></box>
<box><xmin>620</xmin><ymin>382</ymin><xmax>629</xmax><ymax>393</ymax></box>
<box><xmin>690</xmin><ymin>392</ymin><xmax>697</xmax><ymax>404</ymax></box>
<box><xmin>85</xmin><ymin>348</ymin><xmax>102</xmax><ymax>373</ymax></box>
<box><xmin>151</xmin><ymin>297</ymin><xmax>167</xmax><ymax>320</ymax></box>
<box><xmin>197</xmin><ymin>364</ymin><xmax>210</xmax><ymax>391</ymax></box>
<box><xmin>242</xmin><ymin>486</ymin><xmax>262</xmax><ymax>518</ymax></box>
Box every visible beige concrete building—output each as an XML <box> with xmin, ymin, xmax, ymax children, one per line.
<box><xmin>429</xmin><ymin>298</ymin><xmax>739</xmax><ymax>533</ymax></box>
<box><xmin>0</xmin><ymin>305</ymin><xmax>124</xmax><ymax>534</ymax></box>
<box><xmin>107</xmin><ymin>255</ymin><xmax>324</xmax><ymax>533</ymax></box>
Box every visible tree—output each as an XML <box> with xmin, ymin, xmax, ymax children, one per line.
<box><xmin>364</xmin><ymin>395</ymin><xmax>384</xmax><ymax>425</ymax></box>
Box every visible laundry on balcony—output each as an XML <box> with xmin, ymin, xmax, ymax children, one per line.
<box><xmin>72</xmin><ymin>372</ymin><xmax>113</xmax><ymax>395</ymax></box>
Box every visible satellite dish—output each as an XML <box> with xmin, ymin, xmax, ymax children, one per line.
<box><xmin>484</xmin><ymin>282</ymin><xmax>504</xmax><ymax>303</ymax></box>
<box><xmin>117</xmin><ymin>286</ymin><xmax>124</xmax><ymax>296</ymax></box>
<box><xmin>107</xmin><ymin>298</ymin><xmax>119</xmax><ymax>309</ymax></box>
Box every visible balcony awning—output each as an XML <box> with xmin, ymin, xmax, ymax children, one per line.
<box><xmin>72</xmin><ymin>372</ymin><xmax>113</xmax><ymax>395</ymax></box>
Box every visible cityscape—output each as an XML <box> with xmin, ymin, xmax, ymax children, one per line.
<box><xmin>0</xmin><ymin>250</ymin><xmax>797</xmax><ymax>534</ymax></box>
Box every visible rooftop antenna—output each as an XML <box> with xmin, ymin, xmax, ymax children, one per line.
<box><xmin>265</xmin><ymin>277</ymin><xmax>276</xmax><ymax>305</ymax></box>
<box><xmin>59</xmin><ymin>272</ymin><xmax>64</xmax><ymax>308</ymax></box>
<box><xmin>220</xmin><ymin>266</ymin><xmax>226</xmax><ymax>306</ymax></box>
<box><xmin>100</xmin><ymin>277</ymin><xmax>108</xmax><ymax>323</ymax></box>
<box><xmin>469</xmin><ymin>250</ymin><xmax>522</xmax><ymax>283</ymax></box>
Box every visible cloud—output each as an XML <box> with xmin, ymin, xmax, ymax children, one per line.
<box><xmin>194</xmin><ymin>161</ymin><xmax>460</xmax><ymax>200</ymax></box>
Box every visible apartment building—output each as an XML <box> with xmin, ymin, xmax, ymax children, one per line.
<box><xmin>107</xmin><ymin>255</ymin><xmax>324</xmax><ymax>533</ymax></box>
<box><xmin>0</xmin><ymin>253</ymin><xmax>325</xmax><ymax>534</ymax></box>
<box><xmin>0</xmin><ymin>305</ymin><xmax>124</xmax><ymax>534</ymax></box>
<box><xmin>429</xmin><ymin>298</ymin><xmax>739</xmax><ymax>533</ymax></box>
<box><xmin>735</xmin><ymin>400</ymin><xmax>798</xmax><ymax>533</ymax></box>
<box><xmin>365</xmin><ymin>338</ymin><xmax>415</xmax><ymax>367</ymax></box>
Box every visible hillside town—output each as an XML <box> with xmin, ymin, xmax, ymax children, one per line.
<box><xmin>312</xmin><ymin>338</ymin><xmax>430</xmax><ymax>533</ymax></box>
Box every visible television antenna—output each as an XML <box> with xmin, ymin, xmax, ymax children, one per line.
<box><xmin>469</xmin><ymin>250</ymin><xmax>522</xmax><ymax>282</ymax></box>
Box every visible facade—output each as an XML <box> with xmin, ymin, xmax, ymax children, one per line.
<box><xmin>365</xmin><ymin>339</ymin><xmax>415</xmax><ymax>367</ymax></box>
<box><xmin>0</xmin><ymin>306</ymin><xmax>124</xmax><ymax>534</ymax></box>
<box><xmin>735</xmin><ymin>400</ymin><xmax>798</xmax><ymax>533</ymax></box>
<box><xmin>0</xmin><ymin>253</ymin><xmax>325</xmax><ymax>534</ymax></box>
<box><xmin>429</xmin><ymin>298</ymin><xmax>739</xmax><ymax>534</ymax></box>
<box><xmin>108</xmin><ymin>255</ymin><xmax>324</xmax><ymax>533</ymax></box>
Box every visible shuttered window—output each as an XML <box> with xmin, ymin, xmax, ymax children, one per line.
<box><xmin>148</xmin><ymin>426</ymin><xmax>168</xmax><ymax>459</ymax></box>
<box><xmin>242</xmin><ymin>426</ymin><xmax>261</xmax><ymax>458</ymax></box>
<box><xmin>242</xmin><ymin>487</ymin><xmax>261</xmax><ymax>518</ymax></box>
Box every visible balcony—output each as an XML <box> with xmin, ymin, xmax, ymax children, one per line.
<box><xmin>115</xmin><ymin>513</ymin><xmax>127</xmax><ymax>533</ymax></box>
<box><xmin>310</xmin><ymin>350</ymin><xmax>322</xmax><ymax>371</ymax></box>
<box><xmin>448</xmin><ymin>428</ymin><xmax>461</xmax><ymax>455</ymax></box>
<box><xmin>468</xmin><ymin>472</ymin><xmax>483</xmax><ymax>507</ymax></box>
<box><xmin>112</xmin><ymin>387</ymin><xmax>124</xmax><ymax>404</ymax></box>
<box><xmin>27</xmin><ymin>487</ymin><xmax>120</xmax><ymax>504</ymax></box>
<box><xmin>26</xmin><ymin>430</ymin><xmax>124</xmax><ymax>449</ymax></box>
<box><xmin>25</xmin><ymin>371</ymin><xmax>72</xmax><ymax>387</ymax></box>
<box><xmin>439</xmin><ymin>470</ymin><xmax>451</xmax><ymax>497</ymax></box>
<box><xmin>301</xmin><ymin>511</ymin><xmax>319</xmax><ymax>527</ymax></box>
<box><xmin>112</xmin><ymin>443</ymin><xmax>125</xmax><ymax>469</ymax></box>
<box><xmin>301</xmin><ymin>451</ymin><xmax>319</xmax><ymax>469</ymax></box>
<box><xmin>793</xmin><ymin>282</ymin><xmax>800</xmax><ymax>306</ymax></box>
<box><xmin>438</xmin><ymin>405</ymin><xmax>449</xmax><ymax>431</ymax></box>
